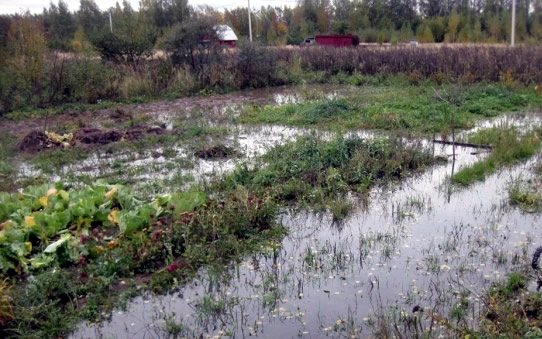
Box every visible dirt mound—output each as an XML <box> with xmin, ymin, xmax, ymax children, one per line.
<box><xmin>19</xmin><ymin>130</ymin><xmax>49</xmax><ymax>153</ymax></box>
<box><xmin>110</xmin><ymin>108</ymin><xmax>133</xmax><ymax>122</ymax></box>
<box><xmin>74</xmin><ymin>128</ymin><xmax>123</xmax><ymax>145</ymax></box>
<box><xmin>125</xmin><ymin>125</ymin><xmax>165</xmax><ymax>140</ymax></box>
<box><xmin>194</xmin><ymin>144</ymin><xmax>237</xmax><ymax>160</ymax></box>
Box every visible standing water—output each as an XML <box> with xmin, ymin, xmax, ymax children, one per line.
<box><xmin>73</xmin><ymin>118</ymin><xmax>542</xmax><ymax>338</ymax></box>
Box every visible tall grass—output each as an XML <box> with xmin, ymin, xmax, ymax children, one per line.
<box><xmin>2</xmin><ymin>45</ymin><xmax>542</xmax><ymax>115</ymax></box>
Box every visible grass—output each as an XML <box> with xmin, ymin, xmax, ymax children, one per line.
<box><xmin>466</xmin><ymin>273</ymin><xmax>542</xmax><ymax>337</ymax></box>
<box><xmin>508</xmin><ymin>161</ymin><xmax>542</xmax><ymax>213</ymax></box>
<box><xmin>240</xmin><ymin>82</ymin><xmax>542</xmax><ymax>133</ymax></box>
<box><xmin>0</xmin><ymin>133</ymin><xmax>15</xmax><ymax>191</ymax></box>
<box><xmin>220</xmin><ymin>134</ymin><xmax>437</xmax><ymax>212</ymax></box>
<box><xmin>452</xmin><ymin>128</ymin><xmax>542</xmax><ymax>186</ymax></box>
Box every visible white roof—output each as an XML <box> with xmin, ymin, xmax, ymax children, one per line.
<box><xmin>215</xmin><ymin>25</ymin><xmax>238</xmax><ymax>41</ymax></box>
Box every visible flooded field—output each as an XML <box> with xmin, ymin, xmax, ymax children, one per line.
<box><xmin>2</xmin><ymin>82</ymin><xmax>541</xmax><ymax>338</ymax></box>
<box><xmin>69</xmin><ymin>112</ymin><xmax>542</xmax><ymax>337</ymax></box>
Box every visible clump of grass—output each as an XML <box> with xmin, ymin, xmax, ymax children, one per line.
<box><xmin>328</xmin><ymin>198</ymin><xmax>354</xmax><ymax>221</ymax></box>
<box><xmin>221</xmin><ymin>134</ymin><xmax>436</xmax><ymax>214</ymax></box>
<box><xmin>508</xmin><ymin>161</ymin><xmax>542</xmax><ymax>213</ymax></box>
<box><xmin>452</xmin><ymin>128</ymin><xmax>542</xmax><ymax>186</ymax></box>
<box><xmin>469</xmin><ymin>273</ymin><xmax>542</xmax><ymax>337</ymax></box>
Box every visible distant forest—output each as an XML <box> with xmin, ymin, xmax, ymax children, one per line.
<box><xmin>0</xmin><ymin>0</ymin><xmax>541</xmax><ymax>54</ymax></box>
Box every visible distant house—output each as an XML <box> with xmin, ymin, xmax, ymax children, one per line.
<box><xmin>215</xmin><ymin>25</ymin><xmax>238</xmax><ymax>48</ymax></box>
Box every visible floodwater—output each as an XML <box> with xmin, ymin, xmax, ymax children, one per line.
<box><xmin>13</xmin><ymin>83</ymin><xmax>354</xmax><ymax>193</ymax></box>
<box><xmin>72</xmin><ymin>113</ymin><xmax>542</xmax><ymax>338</ymax></box>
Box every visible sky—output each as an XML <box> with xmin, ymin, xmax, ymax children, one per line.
<box><xmin>0</xmin><ymin>0</ymin><xmax>297</xmax><ymax>15</ymax></box>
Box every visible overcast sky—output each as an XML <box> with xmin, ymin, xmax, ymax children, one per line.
<box><xmin>0</xmin><ymin>0</ymin><xmax>297</xmax><ymax>15</ymax></box>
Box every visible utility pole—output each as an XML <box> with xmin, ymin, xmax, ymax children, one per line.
<box><xmin>510</xmin><ymin>0</ymin><xmax>516</xmax><ymax>47</ymax></box>
<box><xmin>248</xmin><ymin>0</ymin><xmax>253</xmax><ymax>42</ymax></box>
<box><xmin>109</xmin><ymin>10</ymin><xmax>113</xmax><ymax>33</ymax></box>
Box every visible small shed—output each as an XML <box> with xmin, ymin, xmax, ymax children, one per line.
<box><xmin>215</xmin><ymin>25</ymin><xmax>238</xmax><ymax>48</ymax></box>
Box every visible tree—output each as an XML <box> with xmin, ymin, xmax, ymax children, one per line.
<box><xmin>416</xmin><ymin>23</ymin><xmax>434</xmax><ymax>42</ymax></box>
<box><xmin>43</xmin><ymin>1</ymin><xmax>76</xmax><ymax>50</ymax></box>
<box><xmin>3</xmin><ymin>15</ymin><xmax>47</xmax><ymax>110</ymax></box>
<box><xmin>164</xmin><ymin>16</ymin><xmax>221</xmax><ymax>71</ymax></box>
<box><xmin>78</xmin><ymin>0</ymin><xmax>106</xmax><ymax>39</ymax></box>
<box><xmin>445</xmin><ymin>9</ymin><xmax>461</xmax><ymax>42</ymax></box>
<box><xmin>93</xmin><ymin>1</ymin><xmax>157</xmax><ymax>63</ymax></box>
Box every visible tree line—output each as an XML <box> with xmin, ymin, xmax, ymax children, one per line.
<box><xmin>0</xmin><ymin>0</ymin><xmax>541</xmax><ymax>57</ymax></box>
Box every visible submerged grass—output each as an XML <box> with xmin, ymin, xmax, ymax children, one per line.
<box><xmin>452</xmin><ymin>128</ymin><xmax>542</xmax><ymax>186</ymax></box>
<box><xmin>240</xmin><ymin>82</ymin><xmax>542</xmax><ymax>133</ymax></box>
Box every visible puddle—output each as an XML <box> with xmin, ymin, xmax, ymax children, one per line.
<box><xmin>463</xmin><ymin>111</ymin><xmax>542</xmax><ymax>136</ymax></box>
<box><xmin>72</xmin><ymin>118</ymin><xmax>542</xmax><ymax>338</ymax></box>
<box><xmin>16</xmin><ymin>125</ymin><xmax>308</xmax><ymax>194</ymax></box>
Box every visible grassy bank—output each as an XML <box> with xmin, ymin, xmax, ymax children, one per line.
<box><xmin>0</xmin><ymin>134</ymin><xmax>438</xmax><ymax>337</ymax></box>
<box><xmin>240</xmin><ymin>82</ymin><xmax>542</xmax><ymax>133</ymax></box>
<box><xmin>452</xmin><ymin>128</ymin><xmax>542</xmax><ymax>186</ymax></box>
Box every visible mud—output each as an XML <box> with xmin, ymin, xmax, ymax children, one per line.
<box><xmin>124</xmin><ymin>125</ymin><xmax>165</xmax><ymax>140</ymax></box>
<box><xmin>0</xmin><ymin>84</ymin><xmax>351</xmax><ymax>142</ymax></box>
<box><xmin>73</xmin><ymin>128</ymin><xmax>123</xmax><ymax>145</ymax></box>
<box><xmin>18</xmin><ymin>130</ymin><xmax>50</xmax><ymax>153</ymax></box>
<box><xmin>18</xmin><ymin>125</ymin><xmax>168</xmax><ymax>153</ymax></box>
<box><xmin>194</xmin><ymin>144</ymin><xmax>238</xmax><ymax>160</ymax></box>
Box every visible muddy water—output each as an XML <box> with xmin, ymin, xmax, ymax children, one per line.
<box><xmin>73</xmin><ymin>123</ymin><xmax>542</xmax><ymax>338</ymax></box>
<box><xmin>17</xmin><ymin>125</ymin><xmax>307</xmax><ymax>195</ymax></box>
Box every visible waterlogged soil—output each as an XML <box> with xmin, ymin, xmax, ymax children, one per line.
<box><xmin>1</xmin><ymin>84</ymin><xmax>349</xmax><ymax>141</ymax></box>
<box><xmin>72</xmin><ymin>114</ymin><xmax>542</xmax><ymax>338</ymax></box>
<box><xmin>16</xmin><ymin>125</ymin><xmax>306</xmax><ymax>194</ymax></box>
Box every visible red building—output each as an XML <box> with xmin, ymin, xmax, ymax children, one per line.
<box><xmin>314</xmin><ymin>34</ymin><xmax>360</xmax><ymax>47</ymax></box>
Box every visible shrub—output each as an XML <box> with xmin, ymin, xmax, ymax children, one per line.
<box><xmin>236</xmin><ymin>41</ymin><xmax>280</xmax><ymax>88</ymax></box>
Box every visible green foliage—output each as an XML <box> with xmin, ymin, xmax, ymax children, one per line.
<box><xmin>43</xmin><ymin>1</ymin><xmax>77</xmax><ymax>50</ymax></box>
<box><xmin>0</xmin><ymin>183</ymin><xmax>207</xmax><ymax>274</ymax></box>
<box><xmin>92</xmin><ymin>1</ymin><xmax>156</xmax><ymax>63</ymax></box>
<box><xmin>470</xmin><ymin>272</ymin><xmax>542</xmax><ymax>337</ymax></box>
<box><xmin>164</xmin><ymin>17</ymin><xmax>220</xmax><ymax>70</ymax></box>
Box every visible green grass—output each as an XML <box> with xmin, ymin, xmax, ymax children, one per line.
<box><xmin>464</xmin><ymin>273</ymin><xmax>542</xmax><ymax>337</ymax></box>
<box><xmin>220</xmin><ymin>134</ymin><xmax>437</xmax><ymax>211</ymax></box>
<box><xmin>452</xmin><ymin>128</ymin><xmax>542</xmax><ymax>186</ymax></box>
<box><xmin>240</xmin><ymin>83</ymin><xmax>542</xmax><ymax>133</ymax></box>
<box><xmin>508</xmin><ymin>161</ymin><xmax>542</xmax><ymax>213</ymax></box>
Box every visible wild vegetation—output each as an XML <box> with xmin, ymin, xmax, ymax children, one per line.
<box><xmin>0</xmin><ymin>135</ymin><xmax>438</xmax><ymax>336</ymax></box>
<box><xmin>241</xmin><ymin>83</ymin><xmax>542</xmax><ymax>132</ymax></box>
<box><xmin>1</xmin><ymin>1</ymin><xmax>542</xmax><ymax>337</ymax></box>
<box><xmin>452</xmin><ymin>127</ymin><xmax>542</xmax><ymax>186</ymax></box>
<box><xmin>509</xmin><ymin>160</ymin><xmax>542</xmax><ymax>212</ymax></box>
<box><xmin>1</xmin><ymin>0</ymin><xmax>542</xmax><ymax>116</ymax></box>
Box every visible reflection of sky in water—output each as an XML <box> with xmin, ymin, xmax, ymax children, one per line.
<box><xmin>73</xmin><ymin>113</ymin><xmax>542</xmax><ymax>338</ymax></box>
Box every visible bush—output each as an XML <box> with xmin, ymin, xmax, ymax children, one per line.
<box><xmin>236</xmin><ymin>41</ymin><xmax>280</xmax><ymax>88</ymax></box>
<box><xmin>165</xmin><ymin>17</ymin><xmax>222</xmax><ymax>71</ymax></box>
<box><xmin>92</xmin><ymin>31</ymin><xmax>154</xmax><ymax>64</ymax></box>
